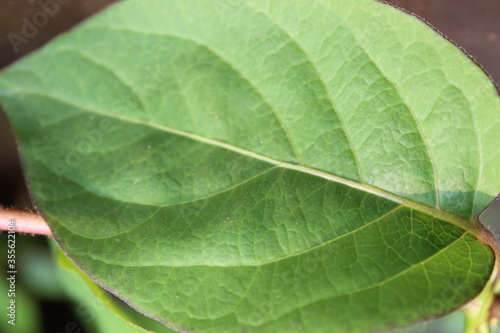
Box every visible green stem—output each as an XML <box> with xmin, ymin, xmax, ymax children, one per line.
<box><xmin>463</xmin><ymin>262</ymin><xmax>498</xmax><ymax>333</ymax></box>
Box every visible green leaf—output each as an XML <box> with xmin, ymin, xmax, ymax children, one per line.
<box><xmin>1</xmin><ymin>0</ymin><xmax>499</xmax><ymax>332</ymax></box>
<box><xmin>52</xmin><ymin>240</ymin><xmax>174</xmax><ymax>333</ymax></box>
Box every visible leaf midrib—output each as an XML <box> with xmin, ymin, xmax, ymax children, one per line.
<box><xmin>2</xmin><ymin>85</ymin><xmax>479</xmax><ymax>237</ymax></box>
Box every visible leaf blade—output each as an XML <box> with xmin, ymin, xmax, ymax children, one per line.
<box><xmin>0</xmin><ymin>0</ymin><xmax>499</xmax><ymax>332</ymax></box>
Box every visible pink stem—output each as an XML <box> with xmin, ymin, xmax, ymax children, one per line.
<box><xmin>0</xmin><ymin>208</ymin><xmax>52</xmax><ymax>236</ymax></box>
